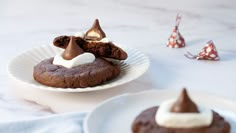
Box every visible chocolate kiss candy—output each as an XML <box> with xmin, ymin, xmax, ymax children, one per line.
<box><xmin>185</xmin><ymin>40</ymin><xmax>220</xmax><ymax>61</ymax></box>
<box><xmin>167</xmin><ymin>27</ymin><xmax>185</xmax><ymax>48</ymax></box>
<box><xmin>167</xmin><ymin>14</ymin><xmax>186</xmax><ymax>48</ymax></box>
<box><xmin>171</xmin><ymin>88</ymin><xmax>199</xmax><ymax>113</ymax></box>
<box><xmin>84</xmin><ymin>19</ymin><xmax>106</xmax><ymax>41</ymax></box>
<box><xmin>62</xmin><ymin>36</ymin><xmax>84</xmax><ymax>60</ymax></box>
<box><xmin>197</xmin><ymin>41</ymin><xmax>219</xmax><ymax>60</ymax></box>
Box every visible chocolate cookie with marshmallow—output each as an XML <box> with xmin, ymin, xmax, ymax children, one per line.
<box><xmin>53</xmin><ymin>19</ymin><xmax>127</xmax><ymax>60</ymax></box>
<box><xmin>132</xmin><ymin>89</ymin><xmax>230</xmax><ymax>133</ymax></box>
<box><xmin>33</xmin><ymin>36</ymin><xmax>120</xmax><ymax>88</ymax></box>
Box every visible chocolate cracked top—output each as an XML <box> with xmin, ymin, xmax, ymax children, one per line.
<box><xmin>62</xmin><ymin>36</ymin><xmax>84</xmax><ymax>60</ymax></box>
<box><xmin>84</xmin><ymin>19</ymin><xmax>106</xmax><ymax>41</ymax></box>
<box><xmin>170</xmin><ymin>88</ymin><xmax>199</xmax><ymax>113</ymax></box>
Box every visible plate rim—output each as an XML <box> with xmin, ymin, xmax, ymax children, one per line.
<box><xmin>83</xmin><ymin>89</ymin><xmax>236</xmax><ymax>133</ymax></box>
<box><xmin>7</xmin><ymin>45</ymin><xmax>150</xmax><ymax>93</ymax></box>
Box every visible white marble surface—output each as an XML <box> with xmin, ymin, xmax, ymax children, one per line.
<box><xmin>1</xmin><ymin>0</ymin><xmax>236</xmax><ymax>122</ymax></box>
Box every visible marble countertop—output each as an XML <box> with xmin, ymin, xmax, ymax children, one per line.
<box><xmin>1</xmin><ymin>0</ymin><xmax>236</xmax><ymax>122</ymax></box>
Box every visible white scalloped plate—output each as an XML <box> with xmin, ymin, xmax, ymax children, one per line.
<box><xmin>8</xmin><ymin>45</ymin><xmax>149</xmax><ymax>92</ymax></box>
<box><xmin>84</xmin><ymin>89</ymin><xmax>236</xmax><ymax>133</ymax></box>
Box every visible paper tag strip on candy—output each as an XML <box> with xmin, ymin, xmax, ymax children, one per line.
<box><xmin>184</xmin><ymin>40</ymin><xmax>220</xmax><ymax>61</ymax></box>
<box><xmin>167</xmin><ymin>14</ymin><xmax>186</xmax><ymax>48</ymax></box>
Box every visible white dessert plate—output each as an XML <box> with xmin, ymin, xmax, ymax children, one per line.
<box><xmin>84</xmin><ymin>89</ymin><xmax>236</xmax><ymax>133</ymax></box>
<box><xmin>8</xmin><ymin>45</ymin><xmax>149</xmax><ymax>92</ymax></box>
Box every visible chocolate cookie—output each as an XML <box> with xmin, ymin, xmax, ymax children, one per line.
<box><xmin>132</xmin><ymin>106</ymin><xmax>230</xmax><ymax>133</ymax></box>
<box><xmin>33</xmin><ymin>57</ymin><xmax>120</xmax><ymax>88</ymax></box>
<box><xmin>53</xmin><ymin>36</ymin><xmax>127</xmax><ymax>60</ymax></box>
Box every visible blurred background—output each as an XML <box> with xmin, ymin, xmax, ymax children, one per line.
<box><xmin>0</xmin><ymin>0</ymin><xmax>236</xmax><ymax>120</ymax></box>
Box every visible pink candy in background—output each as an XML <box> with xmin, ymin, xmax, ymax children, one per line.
<box><xmin>167</xmin><ymin>14</ymin><xmax>186</xmax><ymax>48</ymax></box>
<box><xmin>185</xmin><ymin>40</ymin><xmax>220</xmax><ymax>61</ymax></box>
